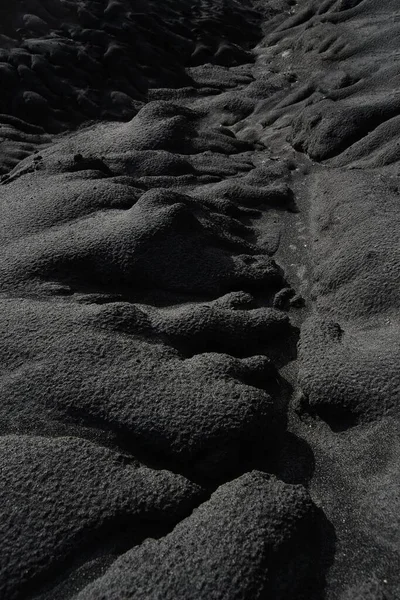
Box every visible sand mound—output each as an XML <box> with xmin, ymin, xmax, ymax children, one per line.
<box><xmin>0</xmin><ymin>435</ymin><xmax>202</xmax><ymax>600</ymax></box>
<box><xmin>0</xmin><ymin>298</ymin><xmax>291</xmax><ymax>477</ymax></box>
<box><xmin>76</xmin><ymin>472</ymin><xmax>320</xmax><ymax>600</ymax></box>
<box><xmin>298</xmin><ymin>170</ymin><xmax>400</xmax><ymax>426</ymax></box>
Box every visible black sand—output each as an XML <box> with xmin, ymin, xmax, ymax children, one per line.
<box><xmin>0</xmin><ymin>1</ymin><xmax>399</xmax><ymax>599</ymax></box>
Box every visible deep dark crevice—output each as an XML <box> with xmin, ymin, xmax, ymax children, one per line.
<box><xmin>295</xmin><ymin>393</ymin><xmax>360</xmax><ymax>433</ymax></box>
<box><xmin>42</xmin><ymin>267</ymin><xmax>288</xmax><ymax>309</ymax></box>
<box><xmin>68</xmin><ymin>154</ymin><xmax>114</xmax><ymax>176</ymax></box>
<box><xmin>314</xmin><ymin>406</ymin><xmax>360</xmax><ymax>433</ymax></box>
<box><xmin>162</xmin><ymin>323</ymin><xmax>299</xmax><ymax>367</ymax></box>
<box><xmin>257</xmin><ymin>505</ymin><xmax>336</xmax><ymax>600</ymax></box>
<box><xmin>264</xmin><ymin>431</ymin><xmax>316</xmax><ymax>487</ymax></box>
<box><xmin>294</xmin><ymin>507</ymin><xmax>336</xmax><ymax>600</ymax></box>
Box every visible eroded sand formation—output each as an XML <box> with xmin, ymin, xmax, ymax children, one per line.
<box><xmin>0</xmin><ymin>1</ymin><xmax>399</xmax><ymax>599</ymax></box>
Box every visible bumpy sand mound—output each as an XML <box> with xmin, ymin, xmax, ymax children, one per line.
<box><xmin>0</xmin><ymin>436</ymin><xmax>203</xmax><ymax>600</ymax></box>
<box><xmin>76</xmin><ymin>472</ymin><xmax>319</xmax><ymax>600</ymax></box>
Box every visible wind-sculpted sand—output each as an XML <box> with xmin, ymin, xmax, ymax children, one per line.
<box><xmin>0</xmin><ymin>1</ymin><xmax>399</xmax><ymax>599</ymax></box>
